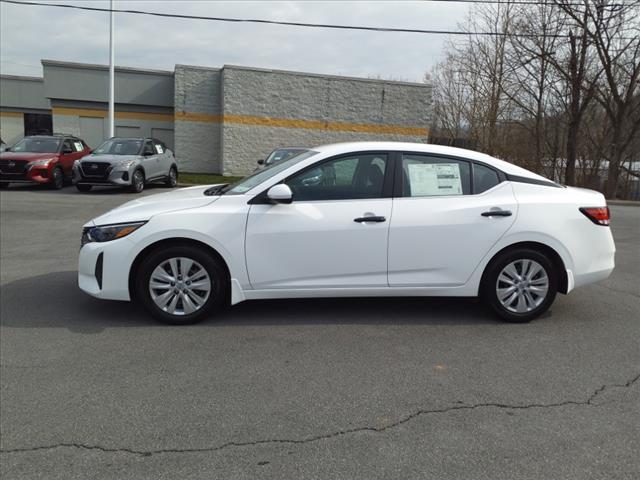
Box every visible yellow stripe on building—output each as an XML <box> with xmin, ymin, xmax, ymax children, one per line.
<box><xmin>0</xmin><ymin>111</ymin><xmax>24</xmax><ymax>118</ymax></box>
<box><xmin>52</xmin><ymin>107</ymin><xmax>173</xmax><ymax>122</ymax></box>
<box><xmin>175</xmin><ymin>111</ymin><xmax>428</xmax><ymax>136</ymax></box>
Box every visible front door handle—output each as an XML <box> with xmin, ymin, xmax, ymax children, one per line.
<box><xmin>481</xmin><ymin>210</ymin><xmax>512</xmax><ymax>217</ymax></box>
<box><xmin>354</xmin><ymin>216</ymin><xmax>386</xmax><ymax>223</ymax></box>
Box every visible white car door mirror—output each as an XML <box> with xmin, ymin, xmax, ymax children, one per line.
<box><xmin>267</xmin><ymin>184</ymin><xmax>293</xmax><ymax>204</ymax></box>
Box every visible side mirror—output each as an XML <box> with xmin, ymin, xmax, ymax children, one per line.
<box><xmin>63</xmin><ymin>147</ymin><xmax>73</xmax><ymax>154</ymax></box>
<box><xmin>257</xmin><ymin>159</ymin><xmax>265</xmax><ymax>165</ymax></box>
<box><xmin>143</xmin><ymin>150</ymin><xmax>154</xmax><ymax>157</ymax></box>
<box><xmin>267</xmin><ymin>184</ymin><xmax>293</xmax><ymax>204</ymax></box>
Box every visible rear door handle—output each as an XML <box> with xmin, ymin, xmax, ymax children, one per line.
<box><xmin>481</xmin><ymin>210</ymin><xmax>512</xmax><ymax>217</ymax></box>
<box><xmin>354</xmin><ymin>216</ymin><xmax>386</xmax><ymax>223</ymax></box>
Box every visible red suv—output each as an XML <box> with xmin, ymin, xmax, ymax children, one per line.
<box><xmin>0</xmin><ymin>135</ymin><xmax>91</xmax><ymax>189</ymax></box>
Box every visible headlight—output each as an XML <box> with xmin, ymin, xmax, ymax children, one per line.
<box><xmin>28</xmin><ymin>158</ymin><xmax>55</xmax><ymax>168</ymax></box>
<box><xmin>73</xmin><ymin>160</ymin><xmax>81</xmax><ymax>168</ymax></box>
<box><xmin>81</xmin><ymin>221</ymin><xmax>146</xmax><ymax>246</ymax></box>
<box><xmin>113</xmin><ymin>159</ymin><xmax>137</xmax><ymax>170</ymax></box>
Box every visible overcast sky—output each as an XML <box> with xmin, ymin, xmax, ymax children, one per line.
<box><xmin>0</xmin><ymin>0</ymin><xmax>469</xmax><ymax>82</ymax></box>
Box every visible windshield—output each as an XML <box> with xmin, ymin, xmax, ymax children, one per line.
<box><xmin>265</xmin><ymin>148</ymin><xmax>309</xmax><ymax>166</ymax></box>
<box><xmin>10</xmin><ymin>137</ymin><xmax>61</xmax><ymax>153</ymax></box>
<box><xmin>224</xmin><ymin>150</ymin><xmax>319</xmax><ymax>195</ymax></box>
<box><xmin>93</xmin><ymin>139</ymin><xmax>142</xmax><ymax>156</ymax></box>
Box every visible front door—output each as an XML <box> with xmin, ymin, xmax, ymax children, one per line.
<box><xmin>388</xmin><ymin>154</ymin><xmax>518</xmax><ymax>287</ymax></box>
<box><xmin>245</xmin><ymin>153</ymin><xmax>392</xmax><ymax>289</ymax></box>
<box><xmin>141</xmin><ymin>140</ymin><xmax>160</xmax><ymax>178</ymax></box>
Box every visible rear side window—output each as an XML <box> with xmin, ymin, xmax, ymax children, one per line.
<box><xmin>401</xmin><ymin>154</ymin><xmax>471</xmax><ymax>197</ymax></box>
<box><xmin>473</xmin><ymin>163</ymin><xmax>501</xmax><ymax>193</ymax></box>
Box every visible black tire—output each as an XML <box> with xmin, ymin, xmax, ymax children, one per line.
<box><xmin>481</xmin><ymin>247</ymin><xmax>558</xmax><ymax>323</ymax></box>
<box><xmin>165</xmin><ymin>166</ymin><xmax>178</xmax><ymax>188</ymax></box>
<box><xmin>135</xmin><ymin>244</ymin><xmax>229</xmax><ymax>325</ymax></box>
<box><xmin>0</xmin><ymin>182</ymin><xmax>9</xmax><ymax>189</ymax></box>
<box><xmin>130</xmin><ymin>169</ymin><xmax>145</xmax><ymax>193</ymax></box>
<box><xmin>51</xmin><ymin>167</ymin><xmax>64</xmax><ymax>189</ymax></box>
<box><xmin>76</xmin><ymin>184</ymin><xmax>92</xmax><ymax>192</ymax></box>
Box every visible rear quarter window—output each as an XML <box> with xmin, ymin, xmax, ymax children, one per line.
<box><xmin>473</xmin><ymin>164</ymin><xmax>501</xmax><ymax>193</ymax></box>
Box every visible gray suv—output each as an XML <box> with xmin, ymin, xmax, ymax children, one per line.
<box><xmin>73</xmin><ymin>137</ymin><xmax>178</xmax><ymax>193</ymax></box>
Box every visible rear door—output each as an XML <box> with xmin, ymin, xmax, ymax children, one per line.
<box><xmin>387</xmin><ymin>153</ymin><xmax>517</xmax><ymax>287</ymax></box>
<box><xmin>152</xmin><ymin>139</ymin><xmax>172</xmax><ymax>175</ymax></box>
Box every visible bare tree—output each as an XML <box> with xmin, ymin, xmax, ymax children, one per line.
<box><xmin>556</xmin><ymin>0</ymin><xmax>640</xmax><ymax>197</ymax></box>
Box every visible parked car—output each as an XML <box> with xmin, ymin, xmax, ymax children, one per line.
<box><xmin>73</xmin><ymin>137</ymin><xmax>178</xmax><ymax>193</ymax></box>
<box><xmin>78</xmin><ymin>142</ymin><xmax>615</xmax><ymax>325</ymax></box>
<box><xmin>0</xmin><ymin>135</ymin><xmax>91</xmax><ymax>189</ymax></box>
<box><xmin>256</xmin><ymin>147</ymin><xmax>309</xmax><ymax>169</ymax></box>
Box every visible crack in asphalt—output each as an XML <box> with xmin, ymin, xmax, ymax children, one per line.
<box><xmin>2</xmin><ymin>372</ymin><xmax>638</xmax><ymax>457</ymax></box>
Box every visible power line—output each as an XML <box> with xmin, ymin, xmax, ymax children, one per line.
<box><xmin>0</xmin><ymin>0</ymin><xmax>577</xmax><ymax>38</ymax></box>
<box><xmin>420</xmin><ymin>0</ymin><xmax>631</xmax><ymax>6</ymax></box>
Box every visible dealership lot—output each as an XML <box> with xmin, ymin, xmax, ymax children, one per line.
<box><xmin>1</xmin><ymin>186</ymin><xmax>639</xmax><ymax>479</ymax></box>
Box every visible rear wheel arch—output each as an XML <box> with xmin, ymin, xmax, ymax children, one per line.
<box><xmin>481</xmin><ymin>241</ymin><xmax>568</xmax><ymax>295</ymax></box>
<box><xmin>128</xmin><ymin>237</ymin><xmax>231</xmax><ymax>302</ymax></box>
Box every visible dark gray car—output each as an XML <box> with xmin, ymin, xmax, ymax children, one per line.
<box><xmin>73</xmin><ymin>137</ymin><xmax>178</xmax><ymax>193</ymax></box>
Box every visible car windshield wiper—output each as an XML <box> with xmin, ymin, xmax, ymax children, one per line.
<box><xmin>204</xmin><ymin>184</ymin><xmax>229</xmax><ymax>196</ymax></box>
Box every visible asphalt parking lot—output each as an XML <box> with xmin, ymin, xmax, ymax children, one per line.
<box><xmin>1</xmin><ymin>185</ymin><xmax>639</xmax><ymax>480</ymax></box>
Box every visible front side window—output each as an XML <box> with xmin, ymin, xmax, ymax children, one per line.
<box><xmin>10</xmin><ymin>137</ymin><xmax>61</xmax><ymax>153</ymax></box>
<box><xmin>287</xmin><ymin>154</ymin><xmax>388</xmax><ymax>201</ymax></box>
<box><xmin>401</xmin><ymin>154</ymin><xmax>471</xmax><ymax>197</ymax></box>
<box><xmin>143</xmin><ymin>141</ymin><xmax>155</xmax><ymax>155</ymax></box>
<box><xmin>62</xmin><ymin>139</ymin><xmax>74</xmax><ymax>153</ymax></box>
<box><xmin>94</xmin><ymin>139</ymin><xmax>142</xmax><ymax>156</ymax></box>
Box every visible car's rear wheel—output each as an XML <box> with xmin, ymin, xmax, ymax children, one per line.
<box><xmin>481</xmin><ymin>248</ymin><xmax>558</xmax><ymax>323</ymax></box>
<box><xmin>51</xmin><ymin>167</ymin><xmax>64</xmax><ymax>189</ymax></box>
<box><xmin>135</xmin><ymin>245</ymin><xmax>228</xmax><ymax>324</ymax></box>
<box><xmin>76</xmin><ymin>184</ymin><xmax>92</xmax><ymax>192</ymax></box>
<box><xmin>130</xmin><ymin>169</ymin><xmax>145</xmax><ymax>193</ymax></box>
<box><xmin>165</xmin><ymin>166</ymin><xmax>178</xmax><ymax>188</ymax></box>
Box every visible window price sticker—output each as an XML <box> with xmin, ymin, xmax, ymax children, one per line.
<box><xmin>407</xmin><ymin>162</ymin><xmax>463</xmax><ymax>196</ymax></box>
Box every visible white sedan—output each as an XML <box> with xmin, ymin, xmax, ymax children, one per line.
<box><xmin>78</xmin><ymin>142</ymin><xmax>615</xmax><ymax>324</ymax></box>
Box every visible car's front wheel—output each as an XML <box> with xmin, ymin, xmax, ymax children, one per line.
<box><xmin>51</xmin><ymin>167</ymin><xmax>65</xmax><ymax>189</ymax></box>
<box><xmin>482</xmin><ymin>248</ymin><xmax>558</xmax><ymax>323</ymax></box>
<box><xmin>135</xmin><ymin>245</ymin><xmax>228</xmax><ymax>324</ymax></box>
<box><xmin>130</xmin><ymin>169</ymin><xmax>145</xmax><ymax>193</ymax></box>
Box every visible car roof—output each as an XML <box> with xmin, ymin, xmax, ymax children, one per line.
<box><xmin>310</xmin><ymin>141</ymin><xmax>549</xmax><ymax>181</ymax></box>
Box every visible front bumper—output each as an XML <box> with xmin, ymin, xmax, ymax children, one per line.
<box><xmin>78</xmin><ymin>239</ymin><xmax>137</xmax><ymax>301</ymax></box>
<box><xmin>73</xmin><ymin>163</ymin><xmax>134</xmax><ymax>187</ymax></box>
<box><xmin>0</xmin><ymin>167</ymin><xmax>52</xmax><ymax>184</ymax></box>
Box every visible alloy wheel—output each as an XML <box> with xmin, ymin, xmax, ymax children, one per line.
<box><xmin>495</xmin><ymin>259</ymin><xmax>549</xmax><ymax>313</ymax></box>
<box><xmin>148</xmin><ymin>257</ymin><xmax>212</xmax><ymax>315</ymax></box>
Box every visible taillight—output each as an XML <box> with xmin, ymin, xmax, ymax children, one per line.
<box><xmin>579</xmin><ymin>207</ymin><xmax>610</xmax><ymax>226</ymax></box>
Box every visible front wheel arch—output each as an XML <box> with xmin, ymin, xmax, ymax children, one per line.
<box><xmin>480</xmin><ymin>241</ymin><xmax>568</xmax><ymax>295</ymax></box>
<box><xmin>128</xmin><ymin>237</ymin><xmax>231</xmax><ymax>303</ymax></box>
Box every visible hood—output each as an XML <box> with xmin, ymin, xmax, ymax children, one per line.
<box><xmin>0</xmin><ymin>152</ymin><xmax>59</xmax><ymax>162</ymax></box>
<box><xmin>86</xmin><ymin>185</ymin><xmax>222</xmax><ymax>226</ymax></box>
<box><xmin>80</xmin><ymin>153</ymin><xmax>140</xmax><ymax>164</ymax></box>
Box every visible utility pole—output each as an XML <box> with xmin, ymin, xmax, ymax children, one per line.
<box><xmin>108</xmin><ymin>0</ymin><xmax>115</xmax><ymax>138</ymax></box>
